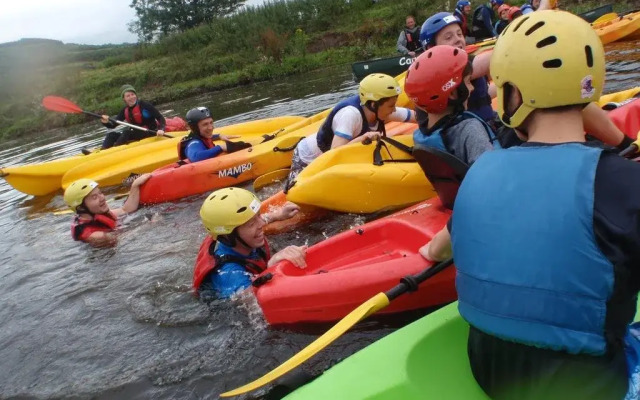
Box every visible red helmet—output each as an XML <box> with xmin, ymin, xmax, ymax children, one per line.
<box><xmin>497</xmin><ymin>4</ymin><xmax>511</xmax><ymax>17</ymax></box>
<box><xmin>404</xmin><ymin>45</ymin><xmax>469</xmax><ymax>113</ymax></box>
<box><xmin>507</xmin><ymin>6</ymin><xmax>521</xmax><ymax>20</ymax></box>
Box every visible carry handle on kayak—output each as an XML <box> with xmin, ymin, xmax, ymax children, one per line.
<box><xmin>42</xmin><ymin>96</ymin><xmax>174</xmax><ymax>138</ymax></box>
<box><xmin>620</xmin><ymin>135</ymin><xmax>640</xmax><ymax>158</ymax></box>
<box><xmin>219</xmin><ymin>258</ymin><xmax>454</xmax><ymax>397</ymax></box>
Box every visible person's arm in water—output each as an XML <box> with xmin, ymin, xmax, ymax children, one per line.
<box><xmin>419</xmin><ymin>225</ymin><xmax>452</xmax><ymax>262</ymax></box>
<box><xmin>85</xmin><ymin>231</ymin><xmax>119</xmax><ymax>248</ymax></box>
<box><xmin>112</xmin><ymin>173</ymin><xmax>152</xmax><ymax>217</ymax></box>
<box><xmin>397</xmin><ymin>30</ymin><xmax>410</xmax><ymax>54</ymax></box>
<box><xmin>582</xmin><ymin>103</ymin><xmax>630</xmax><ymax>148</ymax></box>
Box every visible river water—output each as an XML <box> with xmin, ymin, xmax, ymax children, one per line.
<box><xmin>1</xmin><ymin>41</ymin><xmax>639</xmax><ymax>400</ymax></box>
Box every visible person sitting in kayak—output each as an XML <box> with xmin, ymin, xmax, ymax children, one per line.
<box><xmin>470</xmin><ymin>0</ymin><xmax>502</xmax><ymax>40</ymax></box>
<box><xmin>64</xmin><ymin>174</ymin><xmax>151</xmax><ymax>247</ymax></box>
<box><xmin>396</xmin><ymin>15</ymin><xmax>423</xmax><ymax>57</ymax></box>
<box><xmin>420</xmin><ymin>9</ymin><xmax>634</xmax><ymax>150</ymax></box>
<box><xmin>494</xmin><ymin>4</ymin><xmax>511</xmax><ymax>35</ymax></box>
<box><xmin>405</xmin><ymin>45</ymin><xmax>500</xmax><ymax>165</ymax></box>
<box><xmin>287</xmin><ymin>73</ymin><xmax>416</xmax><ymax>186</ymax></box>
<box><xmin>423</xmin><ymin>11</ymin><xmax>640</xmax><ymax>399</ymax></box>
<box><xmin>520</xmin><ymin>0</ymin><xmax>540</xmax><ymax>14</ymax></box>
<box><xmin>100</xmin><ymin>85</ymin><xmax>166</xmax><ymax>149</ymax></box>
<box><xmin>194</xmin><ymin>187</ymin><xmax>306</xmax><ymax>299</ymax></box>
<box><xmin>178</xmin><ymin>106</ymin><xmax>250</xmax><ymax>163</ymax></box>
<box><xmin>453</xmin><ymin>0</ymin><xmax>473</xmax><ymax>41</ymax></box>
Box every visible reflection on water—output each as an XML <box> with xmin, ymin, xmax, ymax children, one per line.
<box><xmin>0</xmin><ymin>45</ymin><xmax>639</xmax><ymax>399</ymax></box>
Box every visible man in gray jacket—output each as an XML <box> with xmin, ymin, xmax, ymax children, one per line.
<box><xmin>396</xmin><ymin>15</ymin><xmax>422</xmax><ymax>57</ymax></box>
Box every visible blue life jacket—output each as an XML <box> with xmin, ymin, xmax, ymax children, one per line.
<box><xmin>452</xmin><ymin>144</ymin><xmax>614</xmax><ymax>355</ymax></box>
<box><xmin>317</xmin><ymin>95</ymin><xmax>373</xmax><ymax>153</ymax></box>
<box><xmin>468</xmin><ymin>76</ymin><xmax>496</xmax><ymax>122</ymax></box>
<box><xmin>413</xmin><ymin>111</ymin><xmax>501</xmax><ymax>153</ymax></box>
<box><xmin>520</xmin><ymin>4</ymin><xmax>534</xmax><ymax>14</ymax></box>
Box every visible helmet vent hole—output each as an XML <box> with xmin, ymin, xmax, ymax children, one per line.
<box><xmin>585</xmin><ymin>45</ymin><xmax>594</xmax><ymax>67</ymax></box>
<box><xmin>453</xmin><ymin>49</ymin><xmax>459</xmax><ymax>56</ymax></box>
<box><xmin>81</xmin><ymin>185</ymin><xmax>87</xmax><ymax>189</ymax></box>
<box><xmin>414</xmin><ymin>61</ymin><xmax>420</xmax><ymax>70</ymax></box>
<box><xmin>237</xmin><ymin>207</ymin><xmax>247</xmax><ymax>213</ymax></box>
<box><xmin>542</xmin><ymin>59</ymin><xmax>562</xmax><ymax>68</ymax></box>
<box><xmin>221</xmin><ymin>195</ymin><xmax>228</xmax><ymax>200</ymax></box>
<box><xmin>512</xmin><ymin>16</ymin><xmax>529</xmax><ymax>32</ymax></box>
<box><xmin>430</xmin><ymin>95</ymin><xmax>439</xmax><ymax>100</ymax></box>
<box><xmin>536</xmin><ymin>36</ymin><xmax>556</xmax><ymax>48</ymax></box>
<box><xmin>209</xmin><ymin>195</ymin><xmax>216</xmax><ymax>200</ymax></box>
<box><xmin>525</xmin><ymin>21</ymin><xmax>545</xmax><ymax>36</ymax></box>
<box><xmin>427</xmin><ymin>52</ymin><xmax>433</xmax><ymax>58</ymax></box>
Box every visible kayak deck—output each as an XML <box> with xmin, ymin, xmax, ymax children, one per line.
<box><xmin>284</xmin><ymin>302</ymin><xmax>489</xmax><ymax>399</ymax></box>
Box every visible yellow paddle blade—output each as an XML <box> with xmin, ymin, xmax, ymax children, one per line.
<box><xmin>592</xmin><ymin>12</ymin><xmax>618</xmax><ymax>26</ymax></box>
<box><xmin>253</xmin><ymin>169</ymin><xmax>290</xmax><ymax>191</ymax></box>
<box><xmin>220</xmin><ymin>292</ymin><xmax>391</xmax><ymax>397</ymax></box>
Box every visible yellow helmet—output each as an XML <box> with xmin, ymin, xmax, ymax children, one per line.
<box><xmin>64</xmin><ymin>179</ymin><xmax>99</xmax><ymax>211</ymax></box>
<box><xmin>490</xmin><ymin>10</ymin><xmax>605</xmax><ymax>128</ymax></box>
<box><xmin>359</xmin><ymin>73</ymin><xmax>402</xmax><ymax>105</ymax></box>
<box><xmin>200</xmin><ymin>187</ymin><xmax>261</xmax><ymax>238</ymax></box>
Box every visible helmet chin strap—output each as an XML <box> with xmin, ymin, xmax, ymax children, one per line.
<box><xmin>365</xmin><ymin>101</ymin><xmax>381</xmax><ymax>121</ymax></box>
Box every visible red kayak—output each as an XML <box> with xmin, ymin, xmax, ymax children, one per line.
<box><xmin>254</xmin><ymin>196</ymin><xmax>455</xmax><ymax>325</ymax></box>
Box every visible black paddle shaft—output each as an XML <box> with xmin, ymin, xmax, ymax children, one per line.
<box><xmin>385</xmin><ymin>258</ymin><xmax>454</xmax><ymax>301</ymax></box>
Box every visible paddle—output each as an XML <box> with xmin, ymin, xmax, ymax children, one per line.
<box><xmin>220</xmin><ymin>258</ymin><xmax>454</xmax><ymax>397</ymax></box>
<box><xmin>42</xmin><ymin>96</ymin><xmax>174</xmax><ymax>138</ymax></box>
<box><xmin>253</xmin><ymin>169</ymin><xmax>291</xmax><ymax>191</ymax></box>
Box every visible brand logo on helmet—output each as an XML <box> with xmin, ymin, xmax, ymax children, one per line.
<box><xmin>443</xmin><ymin>15</ymin><xmax>459</xmax><ymax>24</ymax></box>
<box><xmin>442</xmin><ymin>79</ymin><xmax>457</xmax><ymax>92</ymax></box>
<box><xmin>249</xmin><ymin>199</ymin><xmax>261</xmax><ymax>213</ymax></box>
<box><xmin>217</xmin><ymin>162</ymin><xmax>253</xmax><ymax>179</ymax></box>
<box><xmin>581</xmin><ymin>75</ymin><xmax>595</xmax><ymax>99</ymax></box>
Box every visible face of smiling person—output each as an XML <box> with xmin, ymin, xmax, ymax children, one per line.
<box><xmin>434</xmin><ymin>24</ymin><xmax>465</xmax><ymax>49</ymax></box>
<box><xmin>236</xmin><ymin>213</ymin><xmax>266</xmax><ymax>249</ymax></box>
<box><xmin>406</xmin><ymin>17</ymin><xmax>416</xmax><ymax>29</ymax></box>
<box><xmin>83</xmin><ymin>188</ymin><xmax>109</xmax><ymax>214</ymax></box>
<box><xmin>123</xmin><ymin>91</ymin><xmax>138</xmax><ymax>107</ymax></box>
<box><xmin>197</xmin><ymin>118</ymin><xmax>215</xmax><ymax>138</ymax></box>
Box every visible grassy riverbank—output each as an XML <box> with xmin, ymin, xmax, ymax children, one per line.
<box><xmin>0</xmin><ymin>0</ymin><xmax>637</xmax><ymax>141</ymax></box>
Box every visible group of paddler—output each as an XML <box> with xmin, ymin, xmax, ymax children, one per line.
<box><xmin>58</xmin><ymin>2</ymin><xmax>640</xmax><ymax>398</ymax></box>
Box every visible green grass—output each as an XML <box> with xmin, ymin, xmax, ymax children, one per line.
<box><xmin>0</xmin><ymin>0</ymin><xmax>637</xmax><ymax>142</ymax></box>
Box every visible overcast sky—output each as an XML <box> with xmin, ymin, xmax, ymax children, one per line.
<box><xmin>0</xmin><ymin>0</ymin><xmax>266</xmax><ymax>45</ymax></box>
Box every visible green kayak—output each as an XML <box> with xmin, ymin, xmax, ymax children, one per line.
<box><xmin>285</xmin><ymin>300</ymin><xmax>640</xmax><ymax>400</ymax></box>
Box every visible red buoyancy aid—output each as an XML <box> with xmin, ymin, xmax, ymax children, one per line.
<box><xmin>192</xmin><ymin>236</ymin><xmax>271</xmax><ymax>291</ymax></box>
<box><xmin>124</xmin><ymin>103</ymin><xmax>146</xmax><ymax>127</ymax></box>
<box><xmin>71</xmin><ymin>212</ymin><xmax>118</xmax><ymax>242</ymax></box>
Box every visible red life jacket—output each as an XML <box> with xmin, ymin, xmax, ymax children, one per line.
<box><xmin>124</xmin><ymin>103</ymin><xmax>147</xmax><ymax>127</ymax></box>
<box><xmin>177</xmin><ymin>132</ymin><xmax>213</xmax><ymax>161</ymax></box>
<box><xmin>192</xmin><ymin>236</ymin><xmax>271</xmax><ymax>292</ymax></box>
<box><xmin>71</xmin><ymin>212</ymin><xmax>117</xmax><ymax>242</ymax></box>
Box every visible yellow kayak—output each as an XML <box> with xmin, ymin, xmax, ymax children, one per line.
<box><xmin>60</xmin><ymin>116</ymin><xmax>306</xmax><ymax>189</ymax></box>
<box><xmin>286</xmin><ymin>126</ymin><xmax>436</xmax><ymax>213</ymax></box>
<box><xmin>594</xmin><ymin>11</ymin><xmax>640</xmax><ymax>45</ymax></box>
<box><xmin>285</xmin><ymin>87</ymin><xmax>639</xmax><ymax>214</ymax></box>
<box><xmin>0</xmin><ymin>133</ymin><xmax>187</xmax><ymax>196</ymax></box>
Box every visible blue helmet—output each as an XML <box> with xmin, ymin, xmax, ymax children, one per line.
<box><xmin>456</xmin><ymin>0</ymin><xmax>471</xmax><ymax>10</ymax></box>
<box><xmin>420</xmin><ymin>12</ymin><xmax>462</xmax><ymax>48</ymax></box>
<box><xmin>491</xmin><ymin>0</ymin><xmax>504</xmax><ymax>5</ymax></box>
